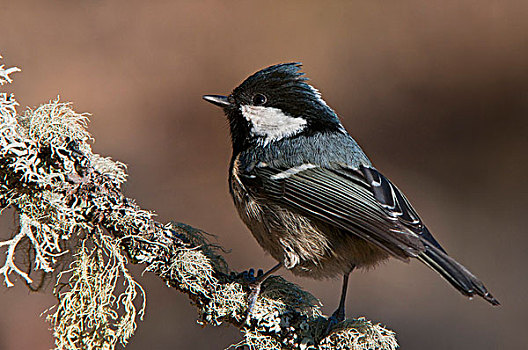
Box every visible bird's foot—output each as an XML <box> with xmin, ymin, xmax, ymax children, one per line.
<box><xmin>325</xmin><ymin>307</ymin><xmax>346</xmax><ymax>335</ymax></box>
<box><xmin>231</xmin><ymin>263</ymin><xmax>283</xmax><ymax>323</ymax></box>
<box><xmin>233</xmin><ymin>268</ymin><xmax>264</xmax><ymax>284</ymax></box>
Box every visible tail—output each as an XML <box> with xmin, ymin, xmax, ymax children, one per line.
<box><xmin>417</xmin><ymin>237</ymin><xmax>500</xmax><ymax>306</ymax></box>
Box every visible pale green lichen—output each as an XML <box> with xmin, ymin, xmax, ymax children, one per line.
<box><xmin>319</xmin><ymin>318</ymin><xmax>398</xmax><ymax>350</ymax></box>
<box><xmin>237</xmin><ymin>331</ymin><xmax>283</xmax><ymax>350</ymax></box>
<box><xmin>205</xmin><ymin>281</ymin><xmax>247</xmax><ymax>324</ymax></box>
<box><xmin>0</xmin><ymin>56</ymin><xmax>146</xmax><ymax>349</ymax></box>
<box><xmin>46</xmin><ymin>232</ymin><xmax>145</xmax><ymax>350</ymax></box>
<box><xmin>91</xmin><ymin>153</ymin><xmax>128</xmax><ymax>185</ymax></box>
<box><xmin>20</xmin><ymin>99</ymin><xmax>92</xmax><ymax>146</ymax></box>
<box><xmin>0</xmin><ymin>55</ymin><xmax>21</xmax><ymax>86</ymax></box>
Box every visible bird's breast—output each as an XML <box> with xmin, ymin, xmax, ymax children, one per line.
<box><xmin>229</xmin><ymin>155</ymin><xmax>282</xmax><ymax>259</ymax></box>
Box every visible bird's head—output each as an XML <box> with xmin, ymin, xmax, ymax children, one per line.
<box><xmin>203</xmin><ymin>63</ymin><xmax>345</xmax><ymax>153</ymax></box>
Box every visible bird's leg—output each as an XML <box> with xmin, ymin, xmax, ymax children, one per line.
<box><xmin>326</xmin><ymin>266</ymin><xmax>355</xmax><ymax>333</ymax></box>
<box><xmin>245</xmin><ymin>262</ymin><xmax>282</xmax><ymax>321</ymax></box>
<box><xmin>332</xmin><ymin>273</ymin><xmax>350</xmax><ymax>321</ymax></box>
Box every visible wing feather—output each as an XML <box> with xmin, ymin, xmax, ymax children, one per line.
<box><xmin>240</xmin><ymin>164</ymin><xmax>432</xmax><ymax>260</ymax></box>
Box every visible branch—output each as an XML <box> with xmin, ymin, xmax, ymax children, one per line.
<box><xmin>0</xmin><ymin>56</ymin><xmax>398</xmax><ymax>350</ymax></box>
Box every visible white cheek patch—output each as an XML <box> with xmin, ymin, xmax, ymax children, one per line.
<box><xmin>240</xmin><ymin>105</ymin><xmax>307</xmax><ymax>145</ymax></box>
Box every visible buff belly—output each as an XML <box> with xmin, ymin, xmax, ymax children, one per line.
<box><xmin>232</xmin><ymin>185</ymin><xmax>389</xmax><ymax>279</ymax></box>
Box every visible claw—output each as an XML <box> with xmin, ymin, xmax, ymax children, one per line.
<box><xmin>325</xmin><ymin>309</ymin><xmax>345</xmax><ymax>335</ymax></box>
<box><xmin>235</xmin><ymin>268</ymin><xmax>259</xmax><ymax>283</ymax></box>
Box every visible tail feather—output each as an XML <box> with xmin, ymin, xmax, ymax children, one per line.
<box><xmin>418</xmin><ymin>242</ymin><xmax>500</xmax><ymax>306</ymax></box>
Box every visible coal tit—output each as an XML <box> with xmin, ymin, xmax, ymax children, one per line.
<box><xmin>203</xmin><ymin>63</ymin><xmax>499</xmax><ymax>323</ymax></box>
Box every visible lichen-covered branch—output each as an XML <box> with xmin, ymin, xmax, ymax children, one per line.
<box><xmin>0</xmin><ymin>55</ymin><xmax>398</xmax><ymax>350</ymax></box>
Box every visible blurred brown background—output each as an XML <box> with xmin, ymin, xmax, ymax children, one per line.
<box><xmin>1</xmin><ymin>1</ymin><xmax>527</xmax><ymax>349</ymax></box>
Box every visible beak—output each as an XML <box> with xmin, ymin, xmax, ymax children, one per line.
<box><xmin>202</xmin><ymin>95</ymin><xmax>232</xmax><ymax>108</ymax></box>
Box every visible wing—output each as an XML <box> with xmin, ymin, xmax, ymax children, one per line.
<box><xmin>239</xmin><ymin>163</ymin><xmax>444</xmax><ymax>261</ymax></box>
<box><xmin>354</xmin><ymin>165</ymin><xmax>446</xmax><ymax>253</ymax></box>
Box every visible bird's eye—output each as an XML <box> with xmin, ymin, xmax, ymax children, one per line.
<box><xmin>252</xmin><ymin>93</ymin><xmax>267</xmax><ymax>106</ymax></box>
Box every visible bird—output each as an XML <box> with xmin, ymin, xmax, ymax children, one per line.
<box><xmin>202</xmin><ymin>63</ymin><xmax>499</xmax><ymax>326</ymax></box>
